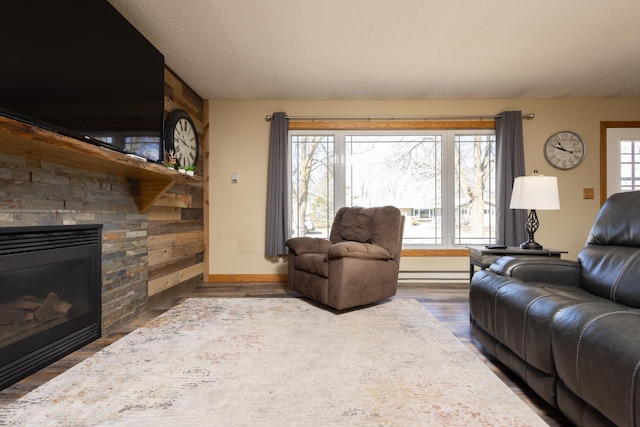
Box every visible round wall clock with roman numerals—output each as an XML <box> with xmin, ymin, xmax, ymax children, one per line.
<box><xmin>164</xmin><ymin>109</ymin><xmax>198</xmax><ymax>167</ymax></box>
<box><xmin>544</xmin><ymin>131</ymin><xmax>585</xmax><ymax>170</ymax></box>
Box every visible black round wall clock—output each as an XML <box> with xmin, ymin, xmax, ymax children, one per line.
<box><xmin>164</xmin><ymin>109</ymin><xmax>199</xmax><ymax>167</ymax></box>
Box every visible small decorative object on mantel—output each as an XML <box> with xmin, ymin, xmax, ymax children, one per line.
<box><xmin>164</xmin><ymin>149</ymin><xmax>177</xmax><ymax>170</ymax></box>
<box><xmin>185</xmin><ymin>165</ymin><xmax>196</xmax><ymax>176</ymax></box>
<box><xmin>543</xmin><ymin>131</ymin><xmax>586</xmax><ymax>170</ymax></box>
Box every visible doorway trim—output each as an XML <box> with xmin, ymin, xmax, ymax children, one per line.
<box><xmin>600</xmin><ymin>121</ymin><xmax>640</xmax><ymax>205</ymax></box>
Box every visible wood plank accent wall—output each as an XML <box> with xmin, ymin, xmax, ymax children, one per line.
<box><xmin>147</xmin><ymin>68</ymin><xmax>205</xmax><ymax>297</ymax></box>
<box><xmin>0</xmin><ymin>66</ymin><xmax>205</xmax><ymax>333</ymax></box>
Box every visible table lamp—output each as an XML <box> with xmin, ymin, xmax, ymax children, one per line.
<box><xmin>509</xmin><ymin>170</ymin><xmax>560</xmax><ymax>250</ymax></box>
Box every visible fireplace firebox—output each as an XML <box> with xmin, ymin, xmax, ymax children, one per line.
<box><xmin>0</xmin><ymin>225</ymin><xmax>102</xmax><ymax>390</ymax></box>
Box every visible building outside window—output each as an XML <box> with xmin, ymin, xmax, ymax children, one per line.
<box><xmin>290</xmin><ymin>129</ymin><xmax>496</xmax><ymax>247</ymax></box>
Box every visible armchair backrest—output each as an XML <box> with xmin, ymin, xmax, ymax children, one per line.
<box><xmin>578</xmin><ymin>191</ymin><xmax>640</xmax><ymax>307</ymax></box>
<box><xmin>330</xmin><ymin>206</ymin><xmax>404</xmax><ymax>262</ymax></box>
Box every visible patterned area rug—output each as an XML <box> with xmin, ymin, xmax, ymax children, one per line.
<box><xmin>0</xmin><ymin>298</ymin><xmax>545</xmax><ymax>426</ymax></box>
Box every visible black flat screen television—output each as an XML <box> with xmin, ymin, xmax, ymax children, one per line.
<box><xmin>0</xmin><ymin>0</ymin><xmax>165</xmax><ymax>162</ymax></box>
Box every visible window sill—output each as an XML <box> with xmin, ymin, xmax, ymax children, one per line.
<box><xmin>401</xmin><ymin>248</ymin><xmax>470</xmax><ymax>257</ymax></box>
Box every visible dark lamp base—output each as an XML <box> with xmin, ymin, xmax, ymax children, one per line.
<box><xmin>520</xmin><ymin>239</ymin><xmax>543</xmax><ymax>250</ymax></box>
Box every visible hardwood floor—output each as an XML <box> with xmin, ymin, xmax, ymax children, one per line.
<box><xmin>0</xmin><ymin>282</ymin><xmax>571</xmax><ymax>426</ymax></box>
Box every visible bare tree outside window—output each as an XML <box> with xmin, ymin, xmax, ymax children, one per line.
<box><xmin>291</xmin><ymin>135</ymin><xmax>334</xmax><ymax>237</ymax></box>
<box><xmin>346</xmin><ymin>135</ymin><xmax>443</xmax><ymax>244</ymax></box>
<box><xmin>455</xmin><ymin>134</ymin><xmax>496</xmax><ymax>244</ymax></box>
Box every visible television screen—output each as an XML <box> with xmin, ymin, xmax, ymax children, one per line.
<box><xmin>0</xmin><ymin>0</ymin><xmax>165</xmax><ymax>162</ymax></box>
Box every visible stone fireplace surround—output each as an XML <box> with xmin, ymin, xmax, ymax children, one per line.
<box><xmin>0</xmin><ymin>67</ymin><xmax>204</xmax><ymax>336</ymax></box>
<box><xmin>0</xmin><ymin>153</ymin><xmax>150</xmax><ymax>333</ymax></box>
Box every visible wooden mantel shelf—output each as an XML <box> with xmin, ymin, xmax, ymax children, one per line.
<box><xmin>0</xmin><ymin>114</ymin><xmax>201</xmax><ymax>213</ymax></box>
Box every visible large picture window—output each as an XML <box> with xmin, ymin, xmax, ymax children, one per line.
<box><xmin>290</xmin><ymin>129</ymin><xmax>496</xmax><ymax>247</ymax></box>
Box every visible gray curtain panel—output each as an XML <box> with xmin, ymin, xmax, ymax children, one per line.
<box><xmin>495</xmin><ymin>111</ymin><xmax>527</xmax><ymax>246</ymax></box>
<box><xmin>265</xmin><ymin>112</ymin><xmax>290</xmax><ymax>257</ymax></box>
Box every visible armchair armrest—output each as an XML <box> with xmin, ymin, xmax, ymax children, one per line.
<box><xmin>327</xmin><ymin>241</ymin><xmax>392</xmax><ymax>261</ymax></box>
<box><xmin>490</xmin><ymin>256</ymin><xmax>581</xmax><ymax>287</ymax></box>
<box><xmin>286</xmin><ymin>237</ymin><xmax>332</xmax><ymax>255</ymax></box>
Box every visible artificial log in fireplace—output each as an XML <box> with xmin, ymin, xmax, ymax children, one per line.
<box><xmin>0</xmin><ymin>225</ymin><xmax>102</xmax><ymax>390</ymax></box>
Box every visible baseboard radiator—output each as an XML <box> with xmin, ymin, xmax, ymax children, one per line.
<box><xmin>398</xmin><ymin>270</ymin><xmax>469</xmax><ymax>283</ymax></box>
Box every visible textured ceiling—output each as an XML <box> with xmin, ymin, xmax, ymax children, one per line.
<box><xmin>108</xmin><ymin>0</ymin><xmax>640</xmax><ymax>100</ymax></box>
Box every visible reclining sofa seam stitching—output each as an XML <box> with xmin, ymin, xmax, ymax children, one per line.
<box><xmin>492</xmin><ymin>281</ymin><xmax>512</xmax><ymax>335</ymax></box>
<box><xmin>522</xmin><ymin>295</ymin><xmax>548</xmax><ymax>363</ymax></box>
<box><xmin>575</xmin><ymin>312</ymin><xmax>611</xmax><ymax>393</ymax></box>
<box><xmin>575</xmin><ymin>311</ymin><xmax>636</xmax><ymax>397</ymax></box>
<box><xmin>610</xmin><ymin>250</ymin><xmax>640</xmax><ymax>302</ymax></box>
<box><xmin>628</xmin><ymin>357</ymin><xmax>640</xmax><ymax>426</ymax></box>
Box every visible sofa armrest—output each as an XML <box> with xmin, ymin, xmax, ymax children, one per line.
<box><xmin>490</xmin><ymin>256</ymin><xmax>581</xmax><ymax>287</ymax></box>
<box><xmin>327</xmin><ymin>241</ymin><xmax>392</xmax><ymax>261</ymax></box>
<box><xmin>286</xmin><ymin>237</ymin><xmax>332</xmax><ymax>255</ymax></box>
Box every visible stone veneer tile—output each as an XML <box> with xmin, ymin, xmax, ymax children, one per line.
<box><xmin>1</xmin><ymin>158</ymin><xmax>150</xmax><ymax>334</ymax></box>
<box><xmin>0</xmin><ymin>168</ymin><xmax>11</xmax><ymax>180</ymax></box>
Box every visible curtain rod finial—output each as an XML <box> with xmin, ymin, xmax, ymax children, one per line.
<box><xmin>265</xmin><ymin>114</ymin><xmax>272</xmax><ymax>122</ymax></box>
<box><xmin>524</xmin><ymin>113</ymin><xmax>535</xmax><ymax>120</ymax></box>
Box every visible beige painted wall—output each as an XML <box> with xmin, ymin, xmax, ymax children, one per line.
<box><xmin>208</xmin><ymin>98</ymin><xmax>640</xmax><ymax>277</ymax></box>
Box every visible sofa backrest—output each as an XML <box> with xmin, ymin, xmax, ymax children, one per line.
<box><xmin>578</xmin><ymin>191</ymin><xmax>640</xmax><ymax>307</ymax></box>
<box><xmin>330</xmin><ymin>206</ymin><xmax>404</xmax><ymax>261</ymax></box>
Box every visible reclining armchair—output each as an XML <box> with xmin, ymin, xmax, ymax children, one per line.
<box><xmin>286</xmin><ymin>206</ymin><xmax>404</xmax><ymax>310</ymax></box>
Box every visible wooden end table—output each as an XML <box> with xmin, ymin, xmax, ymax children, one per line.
<box><xmin>467</xmin><ymin>245</ymin><xmax>568</xmax><ymax>280</ymax></box>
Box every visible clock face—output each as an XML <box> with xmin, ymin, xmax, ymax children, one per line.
<box><xmin>173</xmin><ymin>118</ymin><xmax>197</xmax><ymax>166</ymax></box>
<box><xmin>165</xmin><ymin>109</ymin><xmax>198</xmax><ymax>167</ymax></box>
<box><xmin>544</xmin><ymin>131</ymin><xmax>585</xmax><ymax>170</ymax></box>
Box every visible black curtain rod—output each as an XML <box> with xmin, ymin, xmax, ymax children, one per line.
<box><xmin>265</xmin><ymin>113</ymin><xmax>535</xmax><ymax>122</ymax></box>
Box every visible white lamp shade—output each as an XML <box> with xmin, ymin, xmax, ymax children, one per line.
<box><xmin>510</xmin><ymin>175</ymin><xmax>560</xmax><ymax>210</ymax></box>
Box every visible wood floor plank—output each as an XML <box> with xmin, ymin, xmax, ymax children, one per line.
<box><xmin>0</xmin><ymin>282</ymin><xmax>571</xmax><ymax>425</ymax></box>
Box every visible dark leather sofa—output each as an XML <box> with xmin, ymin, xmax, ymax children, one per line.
<box><xmin>470</xmin><ymin>191</ymin><xmax>640</xmax><ymax>426</ymax></box>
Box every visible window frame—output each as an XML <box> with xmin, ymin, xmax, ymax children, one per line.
<box><xmin>288</xmin><ymin>120</ymin><xmax>496</xmax><ymax>249</ymax></box>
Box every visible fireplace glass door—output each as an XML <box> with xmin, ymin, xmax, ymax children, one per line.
<box><xmin>0</xmin><ymin>225</ymin><xmax>102</xmax><ymax>390</ymax></box>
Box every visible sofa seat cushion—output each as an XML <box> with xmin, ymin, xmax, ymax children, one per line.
<box><xmin>493</xmin><ymin>282</ymin><xmax>604</xmax><ymax>376</ymax></box>
<box><xmin>327</xmin><ymin>241</ymin><xmax>391</xmax><ymax>260</ymax></box>
<box><xmin>294</xmin><ymin>253</ymin><xmax>329</xmax><ymax>278</ymax></box>
<box><xmin>471</xmin><ymin>270</ymin><xmax>605</xmax><ymax>376</ymax></box>
<box><xmin>552</xmin><ymin>302</ymin><xmax>640</xmax><ymax>427</ymax></box>
<box><xmin>470</xmin><ymin>270</ymin><xmax>515</xmax><ymax>336</ymax></box>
